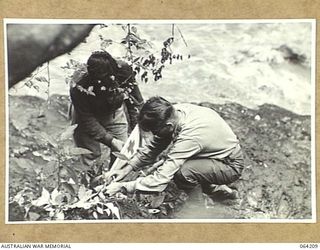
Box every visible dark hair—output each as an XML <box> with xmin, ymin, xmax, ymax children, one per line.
<box><xmin>87</xmin><ymin>51</ymin><xmax>118</xmax><ymax>80</ymax></box>
<box><xmin>138</xmin><ymin>96</ymin><xmax>173</xmax><ymax>131</ymax></box>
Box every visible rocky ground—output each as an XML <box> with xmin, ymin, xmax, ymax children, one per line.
<box><xmin>8</xmin><ymin>94</ymin><xmax>312</xmax><ymax>221</ymax></box>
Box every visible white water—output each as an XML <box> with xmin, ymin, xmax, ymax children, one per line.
<box><xmin>9</xmin><ymin>21</ymin><xmax>313</xmax><ymax>115</ymax></box>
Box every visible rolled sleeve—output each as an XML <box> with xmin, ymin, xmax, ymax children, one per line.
<box><xmin>127</xmin><ymin>138</ymin><xmax>202</xmax><ymax>193</ymax></box>
<box><xmin>122</xmin><ymin>180</ymin><xmax>138</xmax><ymax>193</ymax></box>
<box><xmin>128</xmin><ymin>135</ymin><xmax>171</xmax><ymax>171</ymax></box>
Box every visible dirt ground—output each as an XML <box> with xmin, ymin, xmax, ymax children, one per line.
<box><xmin>8</xmin><ymin>94</ymin><xmax>312</xmax><ymax>221</ymax></box>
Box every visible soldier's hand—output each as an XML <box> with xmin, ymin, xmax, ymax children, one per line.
<box><xmin>110</xmin><ymin>138</ymin><xmax>124</xmax><ymax>152</ymax></box>
<box><xmin>105</xmin><ymin>182</ymin><xmax>124</xmax><ymax>196</ymax></box>
<box><xmin>112</xmin><ymin>165</ymin><xmax>133</xmax><ymax>182</ymax></box>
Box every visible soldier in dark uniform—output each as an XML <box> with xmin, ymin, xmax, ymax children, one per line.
<box><xmin>70</xmin><ymin>51</ymin><xmax>144</xmax><ymax>168</ymax></box>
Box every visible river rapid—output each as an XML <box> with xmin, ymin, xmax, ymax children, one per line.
<box><xmin>9</xmin><ymin>21</ymin><xmax>314</xmax><ymax>115</ymax></box>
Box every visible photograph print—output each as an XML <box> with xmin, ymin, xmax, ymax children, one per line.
<box><xmin>5</xmin><ymin>19</ymin><xmax>315</xmax><ymax>222</ymax></box>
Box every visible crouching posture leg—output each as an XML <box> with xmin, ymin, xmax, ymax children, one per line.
<box><xmin>174</xmin><ymin>145</ymin><xmax>244</xmax><ymax>203</ymax></box>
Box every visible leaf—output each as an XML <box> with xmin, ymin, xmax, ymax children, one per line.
<box><xmin>97</xmin><ymin>206</ymin><xmax>104</xmax><ymax>214</ymax></box>
<box><xmin>50</xmin><ymin>188</ymin><xmax>64</xmax><ymax>206</ymax></box>
<box><xmin>33</xmin><ymin>85</ymin><xmax>40</xmax><ymax>92</ymax></box>
<box><xmin>150</xmin><ymin>194</ymin><xmax>165</xmax><ymax>208</ymax></box>
<box><xmin>141</xmin><ymin>71</ymin><xmax>147</xmax><ymax>81</ymax></box>
<box><xmin>112</xmin><ymin>152</ymin><xmax>129</xmax><ymax>161</ymax></box>
<box><xmin>60</xmin><ymin>182</ymin><xmax>76</xmax><ymax>196</ymax></box>
<box><xmin>148</xmin><ymin>208</ymin><xmax>160</xmax><ymax>214</ymax></box>
<box><xmin>59</xmin><ymin>124</ymin><xmax>78</xmax><ymax>141</ymax></box>
<box><xmin>11</xmin><ymin>158</ymin><xmax>36</xmax><ymax>174</ymax></box>
<box><xmin>93</xmin><ymin>211</ymin><xmax>98</xmax><ymax>219</ymax></box>
<box><xmin>33</xmin><ymin>151</ymin><xmax>55</xmax><ymax>162</ymax></box>
<box><xmin>63</xmin><ymin>165</ymin><xmax>79</xmax><ymax>186</ymax></box>
<box><xmin>106</xmin><ymin>202</ymin><xmax>120</xmax><ymax>219</ymax></box>
<box><xmin>35</xmin><ymin>76</ymin><xmax>48</xmax><ymax>83</ymax></box>
<box><xmin>39</xmin><ymin>132</ymin><xmax>58</xmax><ymax>148</ymax></box>
<box><xmin>133</xmin><ymin>57</ymin><xmax>140</xmax><ymax>63</ymax></box>
<box><xmin>77</xmin><ymin>185</ymin><xmax>88</xmax><ymax>200</ymax></box>
<box><xmin>32</xmin><ymin>188</ymin><xmax>50</xmax><ymax>206</ymax></box>
<box><xmin>68</xmin><ymin>147</ymin><xmax>92</xmax><ymax>155</ymax></box>
<box><xmin>74</xmin><ymin>185</ymin><xmax>93</xmax><ymax>208</ymax></box>
<box><xmin>121</xmin><ymin>25</ymin><xmax>127</xmax><ymax>32</ymax></box>
<box><xmin>13</xmin><ymin>190</ymin><xmax>25</xmax><ymax>206</ymax></box>
<box><xmin>94</xmin><ymin>185</ymin><xmax>104</xmax><ymax>192</ymax></box>
<box><xmin>102</xmin><ymin>39</ymin><xmax>113</xmax><ymax>44</ymax></box>
<box><xmin>69</xmin><ymin>199</ymin><xmax>93</xmax><ymax>209</ymax></box>
<box><xmin>70</xmin><ymin>59</ymin><xmax>80</xmax><ymax>66</ymax></box>
<box><xmin>28</xmin><ymin>212</ymin><xmax>41</xmax><ymax>221</ymax></box>
<box><xmin>49</xmin><ymin>210</ymin><xmax>55</xmax><ymax>218</ymax></box>
<box><xmin>78</xmin><ymin>185</ymin><xmax>92</xmax><ymax>200</ymax></box>
<box><xmin>55</xmin><ymin>211</ymin><xmax>65</xmax><ymax>220</ymax></box>
<box><xmin>131</xmin><ymin>26</ymin><xmax>137</xmax><ymax>34</ymax></box>
<box><xmin>42</xmin><ymin>175</ymin><xmax>59</xmax><ymax>190</ymax></box>
<box><xmin>104</xmin><ymin>208</ymin><xmax>111</xmax><ymax>216</ymax></box>
<box><xmin>42</xmin><ymin>160</ymin><xmax>58</xmax><ymax>177</ymax></box>
<box><xmin>98</xmin><ymin>192</ymin><xmax>106</xmax><ymax>200</ymax></box>
<box><xmin>51</xmin><ymin>188</ymin><xmax>59</xmax><ymax>199</ymax></box>
<box><xmin>68</xmin><ymin>178</ymin><xmax>76</xmax><ymax>185</ymax></box>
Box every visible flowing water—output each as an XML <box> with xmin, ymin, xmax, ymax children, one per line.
<box><xmin>9</xmin><ymin>21</ymin><xmax>313</xmax><ymax>115</ymax></box>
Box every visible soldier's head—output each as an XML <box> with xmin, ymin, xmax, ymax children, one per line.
<box><xmin>87</xmin><ymin>51</ymin><xmax>118</xmax><ymax>84</ymax></box>
<box><xmin>138</xmin><ymin>96</ymin><xmax>176</xmax><ymax>138</ymax></box>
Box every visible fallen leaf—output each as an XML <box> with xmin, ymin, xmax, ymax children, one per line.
<box><xmin>106</xmin><ymin>202</ymin><xmax>121</xmax><ymax>219</ymax></box>
<box><xmin>148</xmin><ymin>209</ymin><xmax>160</xmax><ymax>214</ymax></box>
<box><xmin>93</xmin><ymin>211</ymin><xmax>98</xmax><ymax>219</ymax></box>
<box><xmin>32</xmin><ymin>188</ymin><xmax>50</xmax><ymax>206</ymax></box>
<box><xmin>97</xmin><ymin>206</ymin><xmax>104</xmax><ymax>215</ymax></box>
<box><xmin>104</xmin><ymin>208</ymin><xmax>111</xmax><ymax>216</ymax></box>
<box><xmin>50</xmin><ymin>188</ymin><xmax>64</xmax><ymax>206</ymax></box>
<box><xmin>13</xmin><ymin>191</ymin><xmax>25</xmax><ymax>206</ymax></box>
<box><xmin>28</xmin><ymin>212</ymin><xmax>41</xmax><ymax>221</ymax></box>
<box><xmin>55</xmin><ymin>211</ymin><xmax>65</xmax><ymax>220</ymax></box>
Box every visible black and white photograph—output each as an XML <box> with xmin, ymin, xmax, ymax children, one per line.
<box><xmin>5</xmin><ymin>19</ymin><xmax>316</xmax><ymax>223</ymax></box>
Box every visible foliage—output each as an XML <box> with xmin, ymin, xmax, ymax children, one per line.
<box><xmin>61</xmin><ymin>24</ymin><xmax>190</xmax><ymax>86</ymax></box>
<box><xmin>15</xmin><ymin>62</ymin><xmax>52</xmax><ymax>104</ymax></box>
<box><xmin>119</xmin><ymin>24</ymin><xmax>190</xmax><ymax>83</ymax></box>
<box><xmin>9</xmin><ymin>124</ymin><xmax>122</xmax><ymax>221</ymax></box>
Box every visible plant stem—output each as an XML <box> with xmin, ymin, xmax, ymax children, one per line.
<box><xmin>127</xmin><ymin>24</ymin><xmax>133</xmax><ymax>61</ymax></box>
<box><xmin>47</xmin><ymin>62</ymin><xmax>51</xmax><ymax>105</ymax></box>
<box><xmin>176</xmin><ymin>25</ymin><xmax>188</xmax><ymax>47</ymax></box>
<box><xmin>57</xmin><ymin>158</ymin><xmax>61</xmax><ymax>188</ymax></box>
